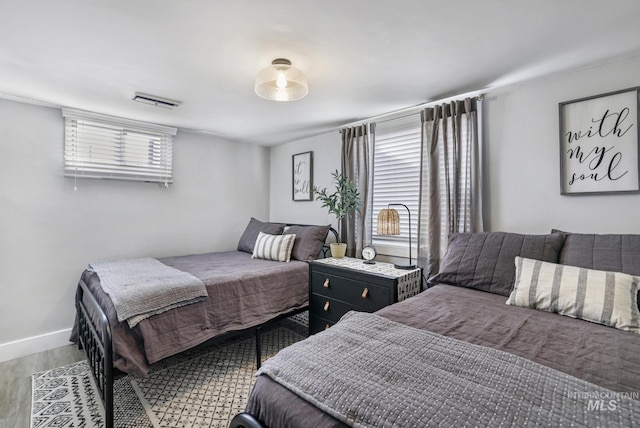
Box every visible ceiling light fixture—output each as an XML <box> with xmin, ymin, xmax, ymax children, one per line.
<box><xmin>255</xmin><ymin>58</ymin><xmax>308</xmax><ymax>102</ymax></box>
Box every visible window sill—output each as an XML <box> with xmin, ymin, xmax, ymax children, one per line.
<box><xmin>373</xmin><ymin>242</ymin><xmax>417</xmax><ymax>260</ymax></box>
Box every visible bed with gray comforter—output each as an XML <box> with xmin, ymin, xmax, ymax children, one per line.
<box><xmin>73</xmin><ymin>220</ymin><xmax>334</xmax><ymax>428</ymax></box>
<box><xmin>80</xmin><ymin>250</ymin><xmax>310</xmax><ymax>377</ymax></box>
<box><xmin>74</xmin><ymin>219</ymin><xmax>333</xmax><ymax>377</ymax></box>
<box><xmin>238</xmin><ymin>230</ymin><xmax>640</xmax><ymax>427</ymax></box>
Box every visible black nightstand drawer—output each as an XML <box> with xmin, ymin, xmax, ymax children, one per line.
<box><xmin>310</xmin><ymin>294</ymin><xmax>360</xmax><ymax>323</ymax></box>
<box><xmin>309</xmin><ymin>314</ymin><xmax>335</xmax><ymax>334</ymax></box>
<box><xmin>311</xmin><ymin>271</ymin><xmax>390</xmax><ymax>312</ymax></box>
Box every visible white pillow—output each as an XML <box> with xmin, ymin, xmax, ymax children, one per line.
<box><xmin>507</xmin><ymin>257</ymin><xmax>640</xmax><ymax>334</ymax></box>
<box><xmin>252</xmin><ymin>232</ymin><xmax>296</xmax><ymax>262</ymax></box>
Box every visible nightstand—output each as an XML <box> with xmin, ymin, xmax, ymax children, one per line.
<box><xmin>308</xmin><ymin>257</ymin><xmax>422</xmax><ymax>335</ymax></box>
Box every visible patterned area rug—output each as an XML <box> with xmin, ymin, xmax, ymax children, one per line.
<box><xmin>31</xmin><ymin>317</ymin><xmax>306</xmax><ymax>428</ymax></box>
<box><xmin>31</xmin><ymin>361</ymin><xmax>105</xmax><ymax>427</ymax></box>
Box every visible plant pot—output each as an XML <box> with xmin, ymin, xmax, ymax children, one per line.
<box><xmin>330</xmin><ymin>243</ymin><xmax>347</xmax><ymax>259</ymax></box>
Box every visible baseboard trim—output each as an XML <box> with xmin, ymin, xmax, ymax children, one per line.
<box><xmin>0</xmin><ymin>328</ymin><xmax>74</xmax><ymax>363</ymax></box>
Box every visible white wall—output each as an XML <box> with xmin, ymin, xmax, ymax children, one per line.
<box><xmin>269</xmin><ymin>55</ymin><xmax>640</xmax><ymax>242</ymax></box>
<box><xmin>485</xmin><ymin>55</ymin><xmax>640</xmax><ymax>234</ymax></box>
<box><xmin>269</xmin><ymin>132</ymin><xmax>342</xmax><ymax>227</ymax></box>
<box><xmin>0</xmin><ymin>99</ymin><xmax>271</xmax><ymax>361</ymax></box>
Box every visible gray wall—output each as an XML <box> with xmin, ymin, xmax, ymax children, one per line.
<box><xmin>269</xmin><ymin>132</ymin><xmax>341</xmax><ymax>227</ymax></box>
<box><xmin>270</xmin><ymin>55</ymin><xmax>640</xmax><ymax>240</ymax></box>
<box><xmin>0</xmin><ymin>99</ymin><xmax>271</xmax><ymax>361</ymax></box>
<box><xmin>485</xmin><ymin>55</ymin><xmax>640</xmax><ymax>234</ymax></box>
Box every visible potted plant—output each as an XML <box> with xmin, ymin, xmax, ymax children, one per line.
<box><xmin>313</xmin><ymin>170</ymin><xmax>362</xmax><ymax>258</ymax></box>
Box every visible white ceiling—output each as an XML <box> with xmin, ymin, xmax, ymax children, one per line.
<box><xmin>2</xmin><ymin>0</ymin><xmax>640</xmax><ymax>146</ymax></box>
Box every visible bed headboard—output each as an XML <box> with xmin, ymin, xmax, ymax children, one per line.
<box><xmin>321</xmin><ymin>227</ymin><xmax>338</xmax><ymax>258</ymax></box>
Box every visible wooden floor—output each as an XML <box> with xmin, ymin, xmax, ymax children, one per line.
<box><xmin>0</xmin><ymin>344</ymin><xmax>85</xmax><ymax>428</ymax></box>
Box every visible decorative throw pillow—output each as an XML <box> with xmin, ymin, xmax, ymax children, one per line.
<box><xmin>252</xmin><ymin>232</ymin><xmax>296</xmax><ymax>262</ymax></box>
<box><xmin>285</xmin><ymin>225</ymin><xmax>332</xmax><ymax>261</ymax></box>
<box><xmin>428</xmin><ymin>232</ymin><xmax>566</xmax><ymax>296</ymax></box>
<box><xmin>507</xmin><ymin>257</ymin><xmax>640</xmax><ymax>334</ymax></box>
<box><xmin>237</xmin><ymin>218</ymin><xmax>285</xmax><ymax>254</ymax></box>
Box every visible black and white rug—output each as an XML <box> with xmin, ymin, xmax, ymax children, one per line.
<box><xmin>31</xmin><ymin>319</ymin><xmax>306</xmax><ymax>428</ymax></box>
<box><xmin>31</xmin><ymin>360</ymin><xmax>105</xmax><ymax>427</ymax></box>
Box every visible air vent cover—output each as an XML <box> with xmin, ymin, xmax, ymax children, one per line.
<box><xmin>132</xmin><ymin>93</ymin><xmax>181</xmax><ymax>109</ymax></box>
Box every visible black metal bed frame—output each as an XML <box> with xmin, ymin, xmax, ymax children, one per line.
<box><xmin>74</xmin><ymin>226</ymin><xmax>337</xmax><ymax>428</ymax></box>
<box><xmin>229</xmin><ymin>412</ymin><xmax>267</xmax><ymax>428</ymax></box>
<box><xmin>76</xmin><ymin>279</ymin><xmax>115</xmax><ymax>428</ymax></box>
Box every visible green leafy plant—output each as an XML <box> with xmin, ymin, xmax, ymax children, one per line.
<box><xmin>313</xmin><ymin>170</ymin><xmax>362</xmax><ymax>243</ymax></box>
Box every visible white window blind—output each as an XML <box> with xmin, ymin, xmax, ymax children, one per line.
<box><xmin>62</xmin><ymin>108</ymin><xmax>177</xmax><ymax>184</ymax></box>
<box><xmin>372</xmin><ymin>114</ymin><xmax>421</xmax><ymax>255</ymax></box>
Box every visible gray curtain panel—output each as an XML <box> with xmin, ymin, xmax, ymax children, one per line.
<box><xmin>340</xmin><ymin>124</ymin><xmax>374</xmax><ymax>258</ymax></box>
<box><xmin>418</xmin><ymin>97</ymin><xmax>484</xmax><ymax>276</ymax></box>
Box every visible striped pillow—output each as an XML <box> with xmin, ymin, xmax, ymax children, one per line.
<box><xmin>252</xmin><ymin>232</ymin><xmax>296</xmax><ymax>262</ymax></box>
<box><xmin>507</xmin><ymin>257</ymin><xmax>640</xmax><ymax>334</ymax></box>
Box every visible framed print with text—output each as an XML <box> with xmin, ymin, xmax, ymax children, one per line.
<box><xmin>292</xmin><ymin>151</ymin><xmax>313</xmax><ymax>201</ymax></box>
<box><xmin>559</xmin><ymin>87</ymin><xmax>640</xmax><ymax>195</ymax></box>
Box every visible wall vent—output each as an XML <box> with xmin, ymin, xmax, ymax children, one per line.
<box><xmin>132</xmin><ymin>92</ymin><xmax>181</xmax><ymax>109</ymax></box>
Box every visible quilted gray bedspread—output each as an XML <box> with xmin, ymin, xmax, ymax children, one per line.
<box><xmin>89</xmin><ymin>257</ymin><xmax>207</xmax><ymax>327</ymax></box>
<box><xmin>258</xmin><ymin>311</ymin><xmax>640</xmax><ymax>427</ymax></box>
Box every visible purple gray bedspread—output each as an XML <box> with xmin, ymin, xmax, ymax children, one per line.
<box><xmin>246</xmin><ymin>284</ymin><xmax>640</xmax><ymax>427</ymax></box>
<box><xmin>78</xmin><ymin>251</ymin><xmax>309</xmax><ymax>377</ymax></box>
<box><xmin>258</xmin><ymin>311</ymin><xmax>640</xmax><ymax>427</ymax></box>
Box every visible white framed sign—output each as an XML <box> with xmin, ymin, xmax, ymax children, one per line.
<box><xmin>559</xmin><ymin>87</ymin><xmax>640</xmax><ymax>195</ymax></box>
<box><xmin>292</xmin><ymin>151</ymin><xmax>313</xmax><ymax>201</ymax></box>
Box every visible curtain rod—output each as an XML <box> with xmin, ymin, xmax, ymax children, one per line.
<box><xmin>338</xmin><ymin>90</ymin><xmax>485</xmax><ymax>131</ymax></box>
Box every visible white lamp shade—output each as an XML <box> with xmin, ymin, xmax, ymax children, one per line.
<box><xmin>255</xmin><ymin>59</ymin><xmax>308</xmax><ymax>102</ymax></box>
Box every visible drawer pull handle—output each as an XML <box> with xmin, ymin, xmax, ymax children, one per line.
<box><xmin>323</xmin><ymin>278</ymin><xmax>330</xmax><ymax>288</ymax></box>
<box><xmin>362</xmin><ymin>288</ymin><xmax>369</xmax><ymax>298</ymax></box>
<box><xmin>324</xmin><ymin>301</ymin><xmax>330</xmax><ymax>311</ymax></box>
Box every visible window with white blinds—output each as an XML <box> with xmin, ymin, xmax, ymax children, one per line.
<box><xmin>372</xmin><ymin>113</ymin><xmax>421</xmax><ymax>255</ymax></box>
<box><xmin>62</xmin><ymin>108</ymin><xmax>177</xmax><ymax>184</ymax></box>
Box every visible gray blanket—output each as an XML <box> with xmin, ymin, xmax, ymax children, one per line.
<box><xmin>258</xmin><ymin>311</ymin><xmax>640</xmax><ymax>427</ymax></box>
<box><xmin>89</xmin><ymin>258</ymin><xmax>207</xmax><ymax>327</ymax></box>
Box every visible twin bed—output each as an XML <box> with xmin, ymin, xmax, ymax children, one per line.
<box><xmin>72</xmin><ymin>219</ymin><xmax>334</xmax><ymax>428</ymax></box>
<box><xmin>233</xmin><ymin>231</ymin><xmax>640</xmax><ymax>427</ymax></box>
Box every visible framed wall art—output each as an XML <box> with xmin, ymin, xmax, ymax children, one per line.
<box><xmin>292</xmin><ymin>151</ymin><xmax>313</xmax><ymax>201</ymax></box>
<box><xmin>559</xmin><ymin>86</ymin><xmax>640</xmax><ymax>195</ymax></box>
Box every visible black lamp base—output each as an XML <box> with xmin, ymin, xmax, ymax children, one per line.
<box><xmin>363</xmin><ymin>260</ymin><xmax>376</xmax><ymax>265</ymax></box>
<box><xmin>394</xmin><ymin>264</ymin><xmax>417</xmax><ymax>270</ymax></box>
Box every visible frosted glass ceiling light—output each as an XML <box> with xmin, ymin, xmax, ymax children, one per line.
<box><xmin>255</xmin><ymin>58</ymin><xmax>308</xmax><ymax>102</ymax></box>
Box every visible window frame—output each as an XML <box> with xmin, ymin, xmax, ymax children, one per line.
<box><xmin>371</xmin><ymin>113</ymin><xmax>421</xmax><ymax>258</ymax></box>
<box><xmin>62</xmin><ymin>108</ymin><xmax>177</xmax><ymax>185</ymax></box>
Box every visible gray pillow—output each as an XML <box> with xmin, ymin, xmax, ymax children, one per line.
<box><xmin>428</xmin><ymin>232</ymin><xmax>566</xmax><ymax>296</ymax></box>
<box><xmin>553</xmin><ymin>230</ymin><xmax>640</xmax><ymax>311</ymax></box>
<box><xmin>553</xmin><ymin>230</ymin><xmax>640</xmax><ymax>275</ymax></box>
<box><xmin>285</xmin><ymin>225</ymin><xmax>331</xmax><ymax>261</ymax></box>
<box><xmin>237</xmin><ymin>218</ymin><xmax>285</xmax><ymax>254</ymax></box>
